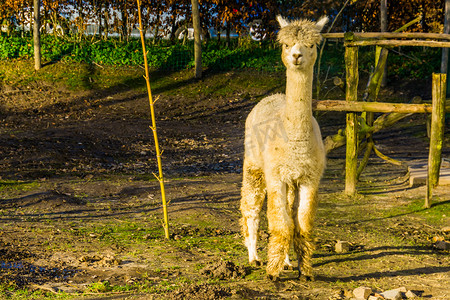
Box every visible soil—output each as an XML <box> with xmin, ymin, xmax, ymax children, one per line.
<box><xmin>0</xmin><ymin>67</ymin><xmax>449</xmax><ymax>299</ymax></box>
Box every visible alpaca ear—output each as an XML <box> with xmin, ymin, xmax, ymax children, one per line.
<box><xmin>277</xmin><ymin>15</ymin><xmax>290</xmax><ymax>28</ymax></box>
<box><xmin>315</xmin><ymin>16</ymin><xmax>329</xmax><ymax>32</ymax></box>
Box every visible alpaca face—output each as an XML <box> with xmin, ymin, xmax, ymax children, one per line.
<box><xmin>281</xmin><ymin>42</ymin><xmax>316</xmax><ymax>71</ymax></box>
<box><xmin>276</xmin><ymin>15</ymin><xmax>328</xmax><ymax>71</ymax></box>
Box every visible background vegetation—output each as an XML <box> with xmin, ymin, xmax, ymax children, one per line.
<box><xmin>0</xmin><ymin>34</ymin><xmax>443</xmax><ymax>80</ymax></box>
<box><xmin>0</xmin><ymin>0</ymin><xmax>446</xmax><ymax>41</ymax></box>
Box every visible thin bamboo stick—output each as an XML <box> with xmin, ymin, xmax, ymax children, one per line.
<box><xmin>137</xmin><ymin>0</ymin><xmax>169</xmax><ymax>239</ymax></box>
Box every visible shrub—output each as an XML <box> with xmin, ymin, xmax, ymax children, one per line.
<box><xmin>0</xmin><ymin>35</ymin><xmax>442</xmax><ymax>77</ymax></box>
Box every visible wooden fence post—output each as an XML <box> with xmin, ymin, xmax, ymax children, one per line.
<box><xmin>426</xmin><ymin>73</ymin><xmax>447</xmax><ymax>208</ymax></box>
<box><xmin>344</xmin><ymin>33</ymin><xmax>359</xmax><ymax>195</ymax></box>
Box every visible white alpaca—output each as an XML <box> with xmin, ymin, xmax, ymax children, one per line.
<box><xmin>240</xmin><ymin>15</ymin><xmax>327</xmax><ymax>281</ymax></box>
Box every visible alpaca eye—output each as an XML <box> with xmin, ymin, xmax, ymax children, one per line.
<box><xmin>284</xmin><ymin>44</ymin><xmax>290</xmax><ymax>49</ymax></box>
<box><xmin>309</xmin><ymin>44</ymin><xmax>314</xmax><ymax>48</ymax></box>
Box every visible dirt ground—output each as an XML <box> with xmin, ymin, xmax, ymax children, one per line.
<box><xmin>0</xmin><ymin>67</ymin><xmax>449</xmax><ymax>299</ymax></box>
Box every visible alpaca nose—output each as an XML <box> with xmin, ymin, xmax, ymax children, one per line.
<box><xmin>293</xmin><ymin>53</ymin><xmax>302</xmax><ymax>60</ymax></box>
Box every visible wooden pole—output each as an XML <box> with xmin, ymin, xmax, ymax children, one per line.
<box><xmin>425</xmin><ymin>73</ymin><xmax>447</xmax><ymax>208</ymax></box>
<box><xmin>344</xmin><ymin>33</ymin><xmax>359</xmax><ymax>196</ymax></box>
<box><xmin>33</xmin><ymin>0</ymin><xmax>41</xmax><ymax>70</ymax></box>
<box><xmin>323</xmin><ymin>31</ymin><xmax>450</xmax><ymax>41</ymax></box>
<box><xmin>346</xmin><ymin>39</ymin><xmax>450</xmax><ymax>48</ymax></box>
<box><xmin>379</xmin><ymin>0</ymin><xmax>387</xmax><ymax>87</ymax></box>
<box><xmin>443</xmin><ymin>0</ymin><xmax>450</xmax><ymax>95</ymax></box>
<box><xmin>312</xmin><ymin>100</ymin><xmax>433</xmax><ymax>113</ymax></box>
<box><xmin>191</xmin><ymin>0</ymin><xmax>202</xmax><ymax>79</ymax></box>
<box><xmin>322</xmin><ymin>97</ymin><xmax>426</xmax><ymax>154</ymax></box>
<box><xmin>137</xmin><ymin>0</ymin><xmax>170</xmax><ymax>239</ymax></box>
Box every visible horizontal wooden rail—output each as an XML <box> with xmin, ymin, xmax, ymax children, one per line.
<box><xmin>323</xmin><ymin>32</ymin><xmax>450</xmax><ymax>41</ymax></box>
<box><xmin>345</xmin><ymin>39</ymin><xmax>450</xmax><ymax>48</ymax></box>
<box><xmin>312</xmin><ymin>100</ymin><xmax>448</xmax><ymax>113</ymax></box>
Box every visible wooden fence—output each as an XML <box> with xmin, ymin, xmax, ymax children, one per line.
<box><xmin>315</xmin><ymin>32</ymin><xmax>449</xmax><ymax>208</ymax></box>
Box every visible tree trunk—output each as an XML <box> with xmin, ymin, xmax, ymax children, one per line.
<box><xmin>226</xmin><ymin>22</ymin><xmax>231</xmax><ymax>47</ymax></box>
<box><xmin>33</xmin><ymin>0</ymin><xmax>41</xmax><ymax>70</ymax></box>
<box><xmin>121</xmin><ymin>1</ymin><xmax>128</xmax><ymax>41</ymax></box>
<box><xmin>169</xmin><ymin>3</ymin><xmax>178</xmax><ymax>41</ymax></box>
<box><xmin>103</xmin><ymin>7</ymin><xmax>110</xmax><ymax>40</ymax></box>
<box><xmin>97</xmin><ymin>1</ymin><xmax>103</xmax><ymax>39</ymax></box>
<box><xmin>191</xmin><ymin>0</ymin><xmax>202</xmax><ymax>78</ymax></box>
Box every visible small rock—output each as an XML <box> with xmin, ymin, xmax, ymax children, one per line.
<box><xmin>368</xmin><ymin>296</ymin><xmax>382</xmax><ymax>300</ymax></box>
<box><xmin>335</xmin><ymin>241</ymin><xmax>351</xmax><ymax>253</ymax></box>
<box><xmin>353</xmin><ymin>286</ymin><xmax>372</xmax><ymax>299</ymax></box>
<box><xmin>433</xmin><ymin>236</ymin><xmax>445</xmax><ymax>242</ymax></box>
<box><xmin>435</xmin><ymin>240</ymin><xmax>450</xmax><ymax>250</ymax></box>
<box><xmin>405</xmin><ymin>290</ymin><xmax>418</xmax><ymax>299</ymax></box>
<box><xmin>380</xmin><ymin>289</ymin><xmax>402</xmax><ymax>300</ymax></box>
<box><xmin>441</xmin><ymin>226</ymin><xmax>450</xmax><ymax>232</ymax></box>
<box><xmin>343</xmin><ymin>289</ymin><xmax>354</xmax><ymax>298</ymax></box>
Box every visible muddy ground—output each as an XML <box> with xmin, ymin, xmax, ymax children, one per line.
<box><xmin>0</xmin><ymin>66</ymin><xmax>449</xmax><ymax>299</ymax></box>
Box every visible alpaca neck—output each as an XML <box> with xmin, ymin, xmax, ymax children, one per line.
<box><xmin>284</xmin><ymin>68</ymin><xmax>314</xmax><ymax>141</ymax></box>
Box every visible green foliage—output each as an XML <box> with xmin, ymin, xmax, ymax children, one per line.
<box><xmin>387</xmin><ymin>47</ymin><xmax>441</xmax><ymax>79</ymax></box>
<box><xmin>0</xmin><ymin>36</ymin><xmax>33</xmax><ymax>59</ymax></box>
<box><xmin>0</xmin><ymin>36</ymin><xmax>442</xmax><ymax>77</ymax></box>
<box><xmin>200</xmin><ymin>40</ymin><xmax>283</xmax><ymax>71</ymax></box>
<box><xmin>0</xmin><ymin>36</ymin><xmax>282</xmax><ymax>71</ymax></box>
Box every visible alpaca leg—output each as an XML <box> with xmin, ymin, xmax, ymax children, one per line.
<box><xmin>284</xmin><ymin>254</ymin><xmax>293</xmax><ymax>270</ymax></box>
<box><xmin>293</xmin><ymin>184</ymin><xmax>318</xmax><ymax>281</ymax></box>
<box><xmin>283</xmin><ymin>185</ymin><xmax>296</xmax><ymax>270</ymax></box>
<box><xmin>240</xmin><ymin>166</ymin><xmax>265</xmax><ymax>266</ymax></box>
<box><xmin>266</xmin><ymin>181</ymin><xmax>293</xmax><ymax>280</ymax></box>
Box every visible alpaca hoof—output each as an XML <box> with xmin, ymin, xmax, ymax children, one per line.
<box><xmin>298</xmin><ymin>274</ymin><xmax>314</xmax><ymax>282</ymax></box>
<box><xmin>250</xmin><ymin>260</ymin><xmax>262</xmax><ymax>267</ymax></box>
<box><xmin>266</xmin><ymin>274</ymin><xmax>279</xmax><ymax>282</ymax></box>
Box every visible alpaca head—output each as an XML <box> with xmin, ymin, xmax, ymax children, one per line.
<box><xmin>277</xmin><ymin>16</ymin><xmax>328</xmax><ymax>71</ymax></box>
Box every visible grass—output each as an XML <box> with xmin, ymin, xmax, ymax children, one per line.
<box><xmin>383</xmin><ymin>197</ymin><xmax>449</xmax><ymax>226</ymax></box>
<box><xmin>70</xmin><ymin>220</ymin><xmax>165</xmax><ymax>246</ymax></box>
<box><xmin>0</xmin><ymin>59</ymin><xmax>144</xmax><ymax>91</ymax></box>
<box><xmin>0</xmin><ymin>57</ymin><xmax>284</xmax><ymax>97</ymax></box>
<box><xmin>0</xmin><ymin>180</ymin><xmax>39</xmax><ymax>192</ymax></box>
<box><xmin>0</xmin><ymin>279</ymin><xmax>187</xmax><ymax>300</ymax></box>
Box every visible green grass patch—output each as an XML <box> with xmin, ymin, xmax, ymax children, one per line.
<box><xmin>0</xmin><ymin>288</ymin><xmax>76</xmax><ymax>300</ymax></box>
<box><xmin>0</xmin><ymin>180</ymin><xmax>39</xmax><ymax>192</ymax></box>
<box><xmin>384</xmin><ymin>197</ymin><xmax>449</xmax><ymax>226</ymax></box>
<box><xmin>0</xmin><ymin>59</ymin><xmax>145</xmax><ymax>91</ymax></box>
<box><xmin>72</xmin><ymin>220</ymin><xmax>165</xmax><ymax>247</ymax></box>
